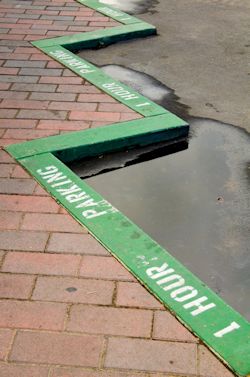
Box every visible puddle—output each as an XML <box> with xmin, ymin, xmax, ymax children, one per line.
<box><xmin>71</xmin><ymin>64</ymin><xmax>250</xmax><ymax>320</ymax></box>
<box><xmin>70</xmin><ymin>139</ymin><xmax>188</xmax><ymax>178</ymax></box>
<box><xmin>98</xmin><ymin>0</ymin><xmax>158</xmax><ymax>14</ymax></box>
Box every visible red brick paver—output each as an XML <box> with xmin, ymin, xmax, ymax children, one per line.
<box><xmin>0</xmin><ymin>300</ymin><xmax>67</xmax><ymax>330</ymax></box>
<box><xmin>0</xmin><ymin>364</ymin><xmax>49</xmax><ymax>377</ymax></box>
<box><xmin>2</xmin><ymin>251</ymin><xmax>81</xmax><ymax>276</ymax></box>
<box><xmin>21</xmin><ymin>213</ymin><xmax>87</xmax><ymax>233</ymax></box>
<box><xmin>0</xmin><ymin>230</ymin><xmax>48</xmax><ymax>251</ymax></box>
<box><xmin>10</xmin><ymin>331</ymin><xmax>103</xmax><ymax>367</ymax></box>
<box><xmin>47</xmin><ymin>232</ymin><xmax>109</xmax><ymax>255</ymax></box>
<box><xmin>153</xmin><ymin>311</ymin><xmax>198</xmax><ymax>343</ymax></box>
<box><xmin>105</xmin><ymin>337</ymin><xmax>197</xmax><ymax>374</ymax></box>
<box><xmin>198</xmin><ymin>345</ymin><xmax>235</xmax><ymax>377</ymax></box>
<box><xmin>116</xmin><ymin>282</ymin><xmax>164</xmax><ymax>309</ymax></box>
<box><xmin>32</xmin><ymin>276</ymin><xmax>114</xmax><ymax>304</ymax></box>
<box><xmin>67</xmin><ymin>305</ymin><xmax>153</xmax><ymax>338</ymax></box>
<box><xmin>0</xmin><ymin>273</ymin><xmax>34</xmax><ymax>299</ymax></box>
<box><xmin>79</xmin><ymin>255</ymin><xmax>136</xmax><ymax>281</ymax></box>
<box><xmin>0</xmin><ymin>329</ymin><xmax>13</xmax><ymax>361</ymax></box>
<box><xmin>0</xmin><ymin>0</ymin><xmax>236</xmax><ymax>376</ymax></box>
<box><xmin>51</xmin><ymin>368</ymin><xmax>155</xmax><ymax>377</ymax></box>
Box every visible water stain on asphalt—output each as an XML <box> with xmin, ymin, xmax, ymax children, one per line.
<box><xmin>99</xmin><ymin>64</ymin><xmax>190</xmax><ymax>120</ymax></box>
<box><xmin>99</xmin><ymin>0</ymin><xmax>159</xmax><ymax>14</ymax></box>
<box><xmin>71</xmin><ymin>64</ymin><xmax>250</xmax><ymax>319</ymax></box>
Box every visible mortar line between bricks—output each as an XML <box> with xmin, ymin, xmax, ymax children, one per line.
<box><xmin>0</xmin><ymin>251</ymin><xmax>7</xmax><ymax>270</ymax></box>
<box><xmin>0</xmin><ymin>296</ymin><xmax>165</xmax><ymax>312</ymax></box>
<box><xmin>1</xmin><ymin>267</ymin><xmax>142</xmax><ymax>282</ymax></box>
<box><xmin>6</xmin><ymin>357</ymin><xmax>108</xmax><ymax>370</ymax></box>
<box><xmin>48</xmin><ymin>365</ymin><xmax>53</xmax><ymax>377</ymax></box>
<box><xmin>76</xmin><ymin>255</ymin><xmax>84</xmax><ymax>277</ymax></box>
<box><xmin>99</xmin><ymin>336</ymin><xmax>108</xmax><ymax>369</ymax></box>
<box><xmin>44</xmin><ymin>232</ymin><xmax>53</xmax><ymax>252</ymax></box>
<box><xmin>150</xmin><ymin>310</ymin><xmax>155</xmax><ymax>339</ymax></box>
<box><xmin>195</xmin><ymin>343</ymin><xmax>199</xmax><ymax>376</ymax></box>
<box><xmin>5</xmin><ymin>329</ymin><xmax>17</xmax><ymax>362</ymax></box>
<box><xmin>0</xmin><ymin>325</ymin><xmax>198</xmax><ymax>344</ymax></box>
<box><xmin>7</xmin><ymin>356</ymin><xmax>200</xmax><ymax>376</ymax></box>
<box><xmin>111</xmin><ymin>280</ymin><xmax>117</xmax><ymax>306</ymax></box>
<box><xmin>2</xmin><ymin>249</ymin><xmax>115</xmax><ymax>259</ymax></box>
<box><xmin>28</xmin><ymin>275</ymin><xmax>38</xmax><ymax>300</ymax></box>
<box><xmin>197</xmin><ymin>343</ymin><xmax>202</xmax><ymax>377</ymax></box>
<box><xmin>31</xmin><ymin>181</ymin><xmax>38</xmax><ymax>194</ymax></box>
<box><xmin>67</xmin><ymin>365</ymin><xmax>138</xmax><ymax>376</ymax></box>
<box><xmin>4</xmin><ymin>361</ymin><xmax>196</xmax><ymax>377</ymax></box>
<box><xmin>1</xmin><ymin>244</ymin><xmax>106</xmax><ymax>253</ymax></box>
<box><xmin>57</xmin><ymin>327</ymin><xmax>158</xmax><ymax>343</ymax></box>
<box><xmin>1</xmin><ymin>129</ymin><xmax>7</xmax><ymax>138</ymax></box>
<box><xmin>63</xmin><ymin>303</ymin><xmax>73</xmax><ymax>331</ymax></box>
<box><xmin>0</xmin><ymin>208</ymin><xmax>65</xmax><ymax>215</ymax></box>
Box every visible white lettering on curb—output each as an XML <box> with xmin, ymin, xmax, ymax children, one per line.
<box><xmin>97</xmin><ymin>6</ymin><xmax>128</xmax><ymax>19</ymax></box>
<box><xmin>50</xmin><ymin>50</ymin><xmax>96</xmax><ymax>74</ymax></box>
<box><xmin>37</xmin><ymin>165</ymin><xmax>118</xmax><ymax>219</ymax></box>
<box><xmin>214</xmin><ymin>322</ymin><xmax>240</xmax><ymax>338</ymax></box>
<box><xmin>146</xmin><ymin>262</ymin><xmax>216</xmax><ymax>317</ymax></box>
<box><xmin>102</xmin><ymin>82</ymin><xmax>139</xmax><ymax>101</ymax></box>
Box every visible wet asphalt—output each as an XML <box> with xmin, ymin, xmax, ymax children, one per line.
<box><xmin>81</xmin><ymin>0</ymin><xmax>250</xmax><ymax>131</ymax></box>
<box><xmin>73</xmin><ymin>0</ymin><xmax>250</xmax><ymax>319</ymax></box>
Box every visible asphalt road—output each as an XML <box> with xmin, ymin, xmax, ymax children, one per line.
<box><xmin>81</xmin><ymin>0</ymin><xmax>250</xmax><ymax>131</ymax></box>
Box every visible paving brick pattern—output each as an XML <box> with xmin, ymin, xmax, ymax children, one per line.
<box><xmin>0</xmin><ymin>0</ymin><xmax>236</xmax><ymax>376</ymax></box>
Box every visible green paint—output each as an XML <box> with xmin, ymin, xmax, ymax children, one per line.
<box><xmin>16</xmin><ymin>151</ymin><xmax>250</xmax><ymax>377</ymax></box>
<box><xmin>32</xmin><ymin>22</ymin><xmax>156</xmax><ymax>50</ymax></box>
<box><xmin>40</xmin><ymin>45</ymin><xmax>167</xmax><ymax>117</ymax></box>
<box><xmin>5</xmin><ymin>0</ymin><xmax>250</xmax><ymax>375</ymax></box>
<box><xmin>31</xmin><ymin>9</ymin><xmax>162</xmax><ymax>116</ymax></box>
<box><xmin>7</xmin><ymin>114</ymin><xmax>187</xmax><ymax>161</ymax></box>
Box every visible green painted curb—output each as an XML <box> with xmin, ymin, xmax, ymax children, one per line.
<box><xmin>38</xmin><ymin>45</ymin><xmax>167</xmax><ymax>117</ymax></box>
<box><xmin>5</xmin><ymin>0</ymin><xmax>250</xmax><ymax>376</ymax></box>
<box><xmin>11</xmin><ymin>150</ymin><xmax>250</xmax><ymax>377</ymax></box>
<box><xmin>7</xmin><ymin>114</ymin><xmax>188</xmax><ymax>161</ymax></box>
<box><xmin>32</xmin><ymin>22</ymin><xmax>156</xmax><ymax>50</ymax></box>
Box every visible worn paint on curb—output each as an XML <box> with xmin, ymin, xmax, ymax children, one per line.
<box><xmin>5</xmin><ymin>0</ymin><xmax>250</xmax><ymax>376</ymax></box>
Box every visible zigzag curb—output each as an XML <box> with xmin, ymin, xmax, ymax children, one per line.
<box><xmin>5</xmin><ymin>0</ymin><xmax>250</xmax><ymax>375</ymax></box>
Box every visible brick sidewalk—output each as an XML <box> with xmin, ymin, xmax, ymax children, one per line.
<box><xmin>0</xmin><ymin>1</ymin><xmax>235</xmax><ymax>376</ymax></box>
